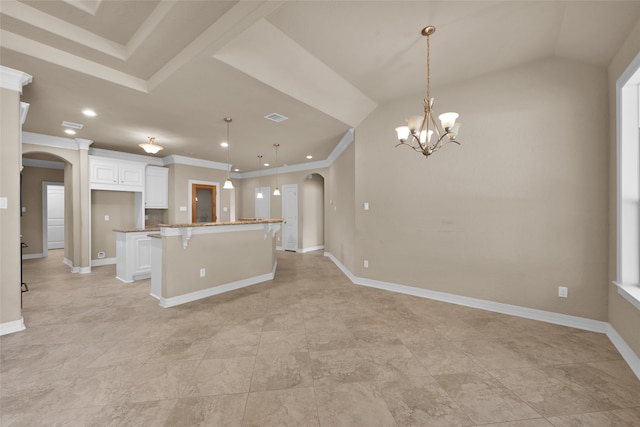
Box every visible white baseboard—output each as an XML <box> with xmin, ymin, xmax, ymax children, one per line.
<box><xmin>158</xmin><ymin>261</ymin><xmax>277</xmax><ymax>308</ymax></box>
<box><xmin>276</xmin><ymin>246</ymin><xmax>283</xmax><ymax>251</ymax></box>
<box><xmin>91</xmin><ymin>257</ymin><xmax>116</xmax><ymax>267</ymax></box>
<box><xmin>22</xmin><ymin>253</ymin><xmax>43</xmax><ymax>260</ymax></box>
<box><xmin>324</xmin><ymin>251</ymin><xmax>640</xmax><ymax>380</ymax></box>
<box><xmin>300</xmin><ymin>245</ymin><xmax>325</xmax><ymax>253</ymax></box>
<box><xmin>63</xmin><ymin>257</ymin><xmax>79</xmax><ymax>273</ymax></box>
<box><xmin>0</xmin><ymin>317</ymin><xmax>25</xmax><ymax>336</ymax></box>
<box><xmin>607</xmin><ymin>324</ymin><xmax>640</xmax><ymax>379</ymax></box>
<box><xmin>79</xmin><ymin>266</ymin><xmax>91</xmax><ymax>274</ymax></box>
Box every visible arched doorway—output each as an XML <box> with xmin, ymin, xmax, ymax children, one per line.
<box><xmin>301</xmin><ymin>173</ymin><xmax>325</xmax><ymax>252</ymax></box>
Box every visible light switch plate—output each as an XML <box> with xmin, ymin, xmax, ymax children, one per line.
<box><xmin>179</xmin><ymin>206</ymin><xmax>187</xmax><ymax>212</ymax></box>
<box><xmin>0</xmin><ymin>197</ymin><xmax>7</xmax><ymax>209</ymax></box>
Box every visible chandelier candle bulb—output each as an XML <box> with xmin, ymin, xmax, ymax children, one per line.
<box><xmin>438</xmin><ymin>112</ymin><xmax>459</xmax><ymax>130</ymax></box>
<box><xmin>395</xmin><ymin>126</ymin><xmax>410</xmax><ymax>142</ymax></box>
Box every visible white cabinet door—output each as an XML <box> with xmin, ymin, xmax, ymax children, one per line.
<box><xmin>145</xmin><ymin>166</ymin><xmax>168</xmax><ymax>209</ymax></box>
<box><xmin>90</xmin><ymin>159</ymin><xmax>118</xmax><ymax>185</ymax></box>
<box><xmin>89</xmin><ymin>156</ymin><xmax>144</xmax><ymax>191</ymax></box>
<box><xmin>120</xmin><ymin>165</ymin><xmax>144</xmax><ymax>187</ymax></box>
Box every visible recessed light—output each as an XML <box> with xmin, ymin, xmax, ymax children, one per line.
<box><xmin>64</xmin><ymin>129</ymin><xmax>76</xmax><ymax>135</ymax></box>
<box><xmin>220</xmin><ymin>142</ymin><xmax>228</xmax><ymax>147</ymax></box>
<box><xmin>306</xmin><ymin>155</ymin><xmax>313</xmax><ymax>159</ymax></box>
<box><xmin>234</xmin><ymin>168</ymin><xmax>240</xmax><ymax>172</ymax></box>
<box><xmin>82</xmin><ymin>109</ymin><xmax>97</xmax><ymax>117</ymax></box>
<box><xmin>264</xmin><ymin>163</ymin><xmax>269</xmax><ymax>167</ymax></box>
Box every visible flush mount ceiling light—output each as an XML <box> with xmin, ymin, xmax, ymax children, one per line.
<box><xmin>273</xmin><ymin>144</ymin><xmax>281</xmax><ymax>196</ymax></box>
<box><xmin>223</xmin><ymin>117</ymin><xmax>234</xmax><ymax>190</ymax></box>
<box><xmin>256</xmin><ymin>155</ymin><xmax>264</xmax><ymax>199</ymax></box>
<box><xmin>395</xmin><ymin>26</ymin><xmax>462</xmax><ymax>158</ymax></box>
<box><xmin>139</xmin><ymin>136</ymin><xmax>163</xmax><ymax>154</ymax></box>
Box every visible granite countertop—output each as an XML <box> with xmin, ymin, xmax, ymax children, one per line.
<box><xmin>165</xmin><ymin>219</ymin><xmax>283</xmax><ymax>228</ymax></box>
<box><xmin>113</xmin><ymin>227</ymin><xmax>161</xmax><ymax>233</ymax></box>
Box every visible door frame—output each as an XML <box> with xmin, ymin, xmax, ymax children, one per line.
<box><xmin>282</xmin><ymin>183</ymin><xmax>298</xmax><ymax>251</ymax></box>
<box><xmin>42</xmin><ymin>181</ymin><xmax>64</xmax><ymax>258</ymax></box>
<box><xmin>188</xmin><ymin>180</ymin><xmax>220</xmax><ymax>223</ymax></box>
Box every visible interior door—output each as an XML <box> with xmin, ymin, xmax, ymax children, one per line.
<box><xmin>282</xmin><ymin>184</ymin><xmax>298</xmax><ymax>251</ymax></box>
<box><xmin>47</xmin><ymin>184</ymin><xmax>65</xmax><ymax>249</ymax></box>
<box><xmin>192</xmin><ymin>184</ymin><xmax>217</xmax><ymax>223</ymax></box>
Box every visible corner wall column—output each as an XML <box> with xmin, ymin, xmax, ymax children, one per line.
<box><xmin>0</xmin><ymin>66</ymin><xmax>32</xmax><ymax>335</ymax></box>
<box><xmin>75</xmin><ymin>139</ymin><xmax>93</xmax><ymax>273</ymax></box>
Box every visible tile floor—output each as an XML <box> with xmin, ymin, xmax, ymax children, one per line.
<box><xmin>2</xmin><ymin>249</ymin><xmax>640</xmax><ymax>426</ymax></box>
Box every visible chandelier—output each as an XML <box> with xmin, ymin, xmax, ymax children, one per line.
<box><xmin>395</xmin><ymin>26</ymin><xmax>461</xmax><ymax>158</ymax></box>
<box><xmin>273</xmin><ymin>144</ymin><xmax>281</xmax><ymax>196</ymax></box>
<box><xmin>223</xmin><ymin>117</ymin><xmax>234</xmax><ymax>189</ymax></box>
<box><xmin>139</xmin><ymin>136</ymin><xmax>163</xmax><ymax>154</ymax></box>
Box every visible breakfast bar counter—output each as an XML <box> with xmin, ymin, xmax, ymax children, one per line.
<box><xmin>150</xmin><ymin>219</ymin><xmax>282</xmax><ymax>307</ymax></box>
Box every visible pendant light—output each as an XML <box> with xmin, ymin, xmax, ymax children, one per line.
<box><xmin>273</xmin><ymin>144</ymin><xmax>281</xmax><ymax>196</ymax></box>
<box><xmin>223</xmin><ymin>117</ymin><xmax>234</xmax><ymax>189</ymax></box>
<box><xmin>256</xmin><ymin>155</ymin><xmax>264</xmax><ymax>199</ymax></box>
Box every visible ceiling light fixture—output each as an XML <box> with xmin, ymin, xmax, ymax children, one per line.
<box><xmin>395</xmin><ymin>26</ymin><xmax>461</xmax><ymax>158</ymax></box>
<box><xmin>273</xmin><ymin>144</ymin><xmax>281</xmax><ymax>196</ymax></box>
<box><xmin>139</xmin><ymin>136</ymin><xmax>163</xmax><ymax>154</ymax></box>
<box><xmin>306</xmin><ymin>155</ymin><xmax>313</xmax><ymax>159</ymax></box>
<box><xmin>256</xmin><ymin>155</ymin><xmax>264</xmax><ymax>199</ymax></box>
<box><xmin>223</xmin><ymin>118</ymin><xmax>234</xmax><ymax>189</ymax></box>
<box><xmin>82</xmin><ymin>109</ymin><xmax>97</xmax><ymax>117</ymax></box>
<box><xmin>64</xmin><ymin>129</ymin><xmax>76</xmax><ymax>135</ymax></box>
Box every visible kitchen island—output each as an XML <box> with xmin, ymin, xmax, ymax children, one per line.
<box><xmin>150</xmin><ymin>219</ymin><xmax>282</xmax><ymax>307</ymax></box>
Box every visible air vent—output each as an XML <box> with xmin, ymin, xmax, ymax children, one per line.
<box><xmin>61</xmin><ymin>121</ymin><xmax>84</xmax><ymax>129</ymax></box>
<box><xmin>264</xmin><ymin>113</ymin><xmax>288</xmax><ymax>123</ymax></box>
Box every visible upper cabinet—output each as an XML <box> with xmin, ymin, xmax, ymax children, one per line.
<box><xmin>145</xmin><ymin>166</ymin><xmax>168</xmax><ymax>209</ymax></box>
<box><xmin>89</xmin><ymin>156</ymin><xmax>145</xmax><ymax>192</ymax></box>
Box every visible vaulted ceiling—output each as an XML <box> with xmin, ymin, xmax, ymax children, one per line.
<box><xmin>2</xmin><ymin>0</ymin><xmax>639</xmax><ymax>172</ymax></box>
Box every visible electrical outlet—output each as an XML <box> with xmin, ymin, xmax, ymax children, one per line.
<box><xmin>364</xmin><ymin>202</ymin><xmax>369</xmax><ymax>211</ymax></box>
<box><xmin>364</xmin><ymin>260</ymin><xmax>369</xmax><ymax>268</ymax></box>
<box><xmin>200</xmin><ymin>268</ymin><xmax>206</xmax><ymax>277</ymax></box>
<box><xmin>558</xmin><ymin>286</ymin><xmax>568</xmax><ymax>298</ymax></box>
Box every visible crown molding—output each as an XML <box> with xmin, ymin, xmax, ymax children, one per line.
<box><xmin>22</xmin><ymin>128</ymin><xmax>354</xmax><ymax>176</ymax></box>
<box><xmin>162</xmin><ymin>154</ymin><xmax>228</xmax><ymax>171</ymax></box>
<box><xmin>89</xmin><ymin>147</ymin><xmax>164</xmax><ymax>166</ymax></box>
<box><xmin>23</xmin><ymin>131</ymin><xmax>80</xmax><ymax>150</ymax></box>
<box><xmin>0</xmin><ymin>66</ymin><xmax>33</xmax><ymax>94</ymax></box>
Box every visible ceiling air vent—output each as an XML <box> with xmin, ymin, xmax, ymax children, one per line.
<box><xmin>264</xmin><ymin>113</ymin><xmax>288</xmax><ymax>123</ymax></box>
<box><xmin>61</xmin><ymin>120</ymin><xmax>84</xmax><ymax>129</ymax></box>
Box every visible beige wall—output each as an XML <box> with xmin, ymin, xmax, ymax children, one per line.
<box><xmin>326</xmin><ymin>142</ymin><xmax>356</xmax><ymax>271</ymax></box>
<box><xmin>20</xmin><ymin>166</ymin><xmax>64</xmax><ymax>255</ymax></box>
<box><xmin>608</xmin><ymin>18</ymin><xmax>640</xmax><ymax>357</ymax></box>
<box><xmin>0</xmin><ymin>87</ymin><xmax>23</xmax><ymax>325</ymax></box>
<box><xmin>91</xmin><ymin>190</ymin><xmax>136</xmax><ymax>259</ymax></box>
<box><xmin>240</xmin><ymin>168</ymin><xmax>328</xmax><ymax>250</ymax></box>
<box><xmin>355</xmin><ymin>58</ymin><xmax>609</xmax><ymax>320</ymax></box>
<box><xmin>168</xmin><ymin>164</ymin><xmax>235</xmax><ymax>224</ymax></box>
<box><xmin>302</xmin><ymin>173</ymin><xmax>324</xmax><ymax>249</ymax></box>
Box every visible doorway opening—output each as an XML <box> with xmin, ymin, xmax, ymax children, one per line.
<box><xmin>302</xmin><ymin>173</ymin><xmax>325</xmax><ymax>252</ymax></box>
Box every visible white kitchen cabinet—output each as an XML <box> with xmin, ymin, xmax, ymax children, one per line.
<box><xmin>89</xmin><ymin>156</ymin><xmax>145</xmax><ymax>191</ymax></box>
<box><xmin>115</xmin><ymin>231</ymin><xmax>153</xmax><ymax>282</ymax></box>
<box><xmin>145</xmin><ymin>166</ymin><xmax>168</xmax><ymax>209</ymax></box>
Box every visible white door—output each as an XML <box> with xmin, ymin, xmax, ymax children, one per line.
<box><xmin>282</xmin><ymin>184</ymin><xmax>298</xmax><ymax>251</ymax></box>
<box><xmin>47</xmin><ymin>184</ymin><xmax>64</xmax><ymax>249</ymax></box>
<box><xmin>255</xmin><ymin>186</ymin><xmax>270</xmax><ymax>219</ymax></box>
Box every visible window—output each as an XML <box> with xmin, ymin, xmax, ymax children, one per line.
<box><xmin>616</xmin><ymin>52</ymin><xmax>640</xmax><ymax>310</ymax></box>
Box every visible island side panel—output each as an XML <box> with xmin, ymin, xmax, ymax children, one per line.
<box><xmin>161</xmin><ymin>229</ymin><xmax>274</xmax><ymax>299</ymax></box>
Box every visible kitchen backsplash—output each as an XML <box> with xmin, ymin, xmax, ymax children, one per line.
<box><xmin>145</xmin><ymin>209</ymin><xmax>168</xmax><ymax>227</ymax></box>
